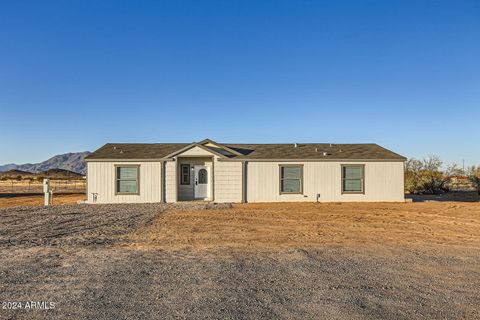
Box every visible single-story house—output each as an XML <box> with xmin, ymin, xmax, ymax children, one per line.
<box><xmin>85</xmin><ymin>139</ymin><xmax>406</xmax><ymax>203</ymax></box>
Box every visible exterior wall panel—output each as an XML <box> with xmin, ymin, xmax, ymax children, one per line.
<box><xmin>87</xmin><ymin>161</ymin><xmax>161</xmax><ymax>204</ymax></box>
<box><xmin>214</xmin><ymin>160</ymin><xmax>243</xmax><ymax>203</ymax></box>
<box><xmin>165</xmin><ymin>161</ymin><xmax>177</xmax><ymax>203</ymax></box>
<box><xmin>246</xmin><ymin>161</ymin><xmax>404</xmax><ymax>202</ymax></box>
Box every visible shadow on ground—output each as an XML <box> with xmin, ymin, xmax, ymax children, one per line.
<box><xmin>406</xmin><ymin>191</ymin><xmax>479</xmax><ymax>202</ymax></box>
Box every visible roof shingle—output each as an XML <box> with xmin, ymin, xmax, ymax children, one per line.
<box><xmin>86</xmin><ymin>141</ymin><xmax>406</xmax><ymax>161</ymax></box>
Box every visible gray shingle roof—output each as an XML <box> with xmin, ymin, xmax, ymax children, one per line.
<box><xmin>226</xmin><ymin>143</ymin><xmax>406</xmax><ymax>160</ymax></box>
<box><xmin>86</xmin><ymin>141</ymin><xmax>406</xmax><ymax>161</ymax></box>
<box><xmin>85</xmin><ymin>143</ymin><xmax>189</xmax><ymax>160</ymax></box>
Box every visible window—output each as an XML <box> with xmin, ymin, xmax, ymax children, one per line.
<box><xmin>115</xmin><ymin>165</ymin><xmax>139</xmax><ymax>194</ymax></box>
<box><xmin>198</xmin><ymin>169</ymin><xmax>208</xmax><ymax>184</ymax></box>
<box><xmin>280</xmin><ymin>165</ymin><xmax>303</xmax><ymax>194</ymax></box>
<box><xmin>342</xmin><ymin>165</ymin><xmax>364</xmax><ymax>193</ymax></box>
<box><xmin>180</xmin><ymin>164</ymin><xmax>190</xmax><ymax>185</ymax></box>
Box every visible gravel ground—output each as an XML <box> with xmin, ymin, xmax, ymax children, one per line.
<box><xmin>0</xmin><ymin>203</ymin><xmax>230</xmax><ymax>247</ymax></box>
<box><xmin>0</xmin><ymin>203</ymin><xmax>479</xmax><ymax>319</ymax></box>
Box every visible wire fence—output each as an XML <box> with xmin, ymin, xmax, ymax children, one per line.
<box><xmin>0</xmin><ymin>179</ymin><xmax>86</xmax><ymax>194</ymax></box>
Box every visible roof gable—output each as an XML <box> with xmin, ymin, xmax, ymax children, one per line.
<box><xmin>167</xmin><ymin>144</ymin><xmax>225</xmax><ymax>158</ymax></box>
<box><xmin>165</xmin><ymin>139</ymin><xmax>241</xmax><ymax>158</ymax></box>
<box><xmin>198</xmin><ymin>139</ymin><xmax>243</xmax><ymax>156</ymax></box>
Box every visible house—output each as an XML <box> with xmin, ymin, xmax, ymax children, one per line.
<box><xmin>85</xmin><ymin>139</ymin><xmax>406</xmax><ymax>203</ymax></box>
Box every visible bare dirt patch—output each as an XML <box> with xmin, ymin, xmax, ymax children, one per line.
<box><xmin>0</xmin><ymin>193</ymin><xmax>86</xmax><ymax>208</ymax></box>
<box><xmin>131</xmin><ymin>202</ymin><xmax>480</xmax><ymax>251</ymax></box>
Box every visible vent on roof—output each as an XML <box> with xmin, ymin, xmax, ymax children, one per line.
<box><xmin>294</xmin><ymin>143</ymin><xmax>298</xmax><ymax>148</ymax></box>
<box><xmin>323</xmin><ymin>152</ymin><xmax>328</xmax><ymax>156</ymax></box>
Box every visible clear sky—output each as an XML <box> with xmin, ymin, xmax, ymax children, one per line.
<box><xmin>0</xmin><ymin>0</ymin><xmax>479</xmax><ymax>166</ymax></box>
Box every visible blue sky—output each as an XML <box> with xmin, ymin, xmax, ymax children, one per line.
<box><xmin>0</xmin><ymin>0</ymin><xmax>479</xmax><ymax>166</ymax></box>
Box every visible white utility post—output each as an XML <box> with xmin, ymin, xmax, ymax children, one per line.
<box><xmin>43</xmin><ymin>178</ymin><xmax>52</xmax><ymax>206</ymax></box>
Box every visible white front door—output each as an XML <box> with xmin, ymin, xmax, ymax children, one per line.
<box><xmin>194</xmin><ymin>165</ymin><xmax>210</xmax><ymax>200</ymax></box>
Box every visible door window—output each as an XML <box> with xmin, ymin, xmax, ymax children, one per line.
<box><xmin>198</xmin><ymin>169</ymin><xmax>208</xmax><ymax>184</ymax></box>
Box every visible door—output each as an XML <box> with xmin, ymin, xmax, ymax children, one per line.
<box><xmin>194</xmin><ymin>165</ymin><xmax>210</xmax><ymax>199</ymax></box>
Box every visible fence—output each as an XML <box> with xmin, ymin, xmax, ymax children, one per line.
<box><xmin>0</xmin><ymin>179</ymin><xmax>86</xmax><ymax>194</ymax></box>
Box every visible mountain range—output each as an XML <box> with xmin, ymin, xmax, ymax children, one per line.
<box><xmin>0</xmin><ymin>152</ymin><xmax>91</xmax><ymax>174</ymax></box>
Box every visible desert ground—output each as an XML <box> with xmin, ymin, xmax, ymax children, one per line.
<box><xmin>0</xmin><ymin>193</ymin><xmax>86</xmax><ymax>208</ymax></box>
<box><xmin>0</xmin><ymin>179</ymin><xmax>85</xmax><ymax>194</ymax></box>
<box><xmin>0</xmin><ymin>200</ymin><xmax>479</xmax><ymax>319</ymax></box>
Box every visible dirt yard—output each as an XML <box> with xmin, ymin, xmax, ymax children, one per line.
<box><xmin>131</xmin><ymin>202</ymin><xmax>480</xmax><ymax>251</ymax></box>
<box><xmin>0</xmin><ymin>202</ymin><xmax>479</xmax><ymax>319</ymax></box>
<box><xmin>0</xmin><ymin>179</ymin><xmax>86</xmax><ymax>194</ymax></box>
<box><xmin>0</xmin><ymin>193</ymin><xmax>86</xmax><ymax>208</ymax></box>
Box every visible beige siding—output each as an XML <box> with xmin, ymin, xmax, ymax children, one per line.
<box><xmin>246</xmin><ymin>161</ymin><xmax>404</xmax><ymax>202</ymax></box>
<box><xmin>214</xmin><ymin>160</ymin><xmax>243</xmax><ymax>203</ymax></box>
<box><xmin>178</xmin><ymin>146</ymin><xmax>214</xmax><ymax>157</ymax></box>
<box><xmin>87</xmin><ymin>161</ymin><xmax>162</xmax><ymax>204</ymax></box>
<box><xmin>87</xmin><ymin>157</ymin><xmax>404</xmax><ymax>204</ymax></box>
<box><xmin>165</xmin><ymin>161</ymin><xmax>177</xmax><ymax>203</ymax></box>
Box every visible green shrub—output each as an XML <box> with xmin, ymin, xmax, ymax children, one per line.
<box><xmin>405</xmin><ymin>155</ymin><xmax>458</xmax><ymax>194</ymax></box>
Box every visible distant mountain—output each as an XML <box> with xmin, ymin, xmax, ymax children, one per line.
<box><xmin>0</xmin><ymin>168</ymin><xmax>85</xmax><ymax>179</ymax></box>
<box><xmin>0</xmin><ymin>152</ymin><xmax>91</xmax><ymax>174</ymax></box>
<box><xmin>0</xmin><ymin>164</ymin><xmax>18</xmax><ymax>172</ymax></box>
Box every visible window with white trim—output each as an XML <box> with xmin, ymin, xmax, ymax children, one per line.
<box><xmin>280</xmin><ymin>165</ymin><xmax>303</xmax><ymax>194</ymax></box>
<box><xmin>116</xmin><ymin>166</ymin><xmax>139</xmax><ymax>194</ymax></box>
<box><xmin>342</xmin><ymin>165</ymin><xmax>364</xmax><ymax>193</ymax></box>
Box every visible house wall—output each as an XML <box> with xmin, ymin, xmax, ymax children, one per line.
<box><xmin>87</xmin><ymin>158</ymin><xmax>404</xmax><ymax>204</ymax></box>
<box><xmin>214</xmin><ymin>159</ymin><xmax>243</xmax><ymax>203</ymax></box>
<box><xmin>87</xmin><ymin>161</ymin><xmax>162</xmax><ymax>204</ymax></box>
<box><xmin>246</xmin><ymin>161</ymin><xmax>404</xmax><ymax>202</ymax></box>
<box><xmin>165</xmin><ymin>161</ymin><xmax>177</xmax><ymax>203</ymax></box>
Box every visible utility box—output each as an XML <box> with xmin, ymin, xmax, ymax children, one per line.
<box><xmin>43</xmin><ymin>179</ymin><xmax>50</xmax><ymax>193</ymax></box>
<box><xmin>43</xmin><ymin>179</ymin><xmax>52</xmax><ymax>206</ymax></box>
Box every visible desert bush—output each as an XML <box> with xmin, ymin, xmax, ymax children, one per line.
<box><xmin>467</xmin><ymin>166</ymin><xmax>480</xmax><ymax>195</ymax></box>
<box><xmin>405</xmin><ymin>155</ymin><xmax>458</xmax><ymax>194</ymax></box>
<box><xmin>405</xmin><ymin>159</ymin><xmax>423</xmax><ymax>193</ymax></box>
